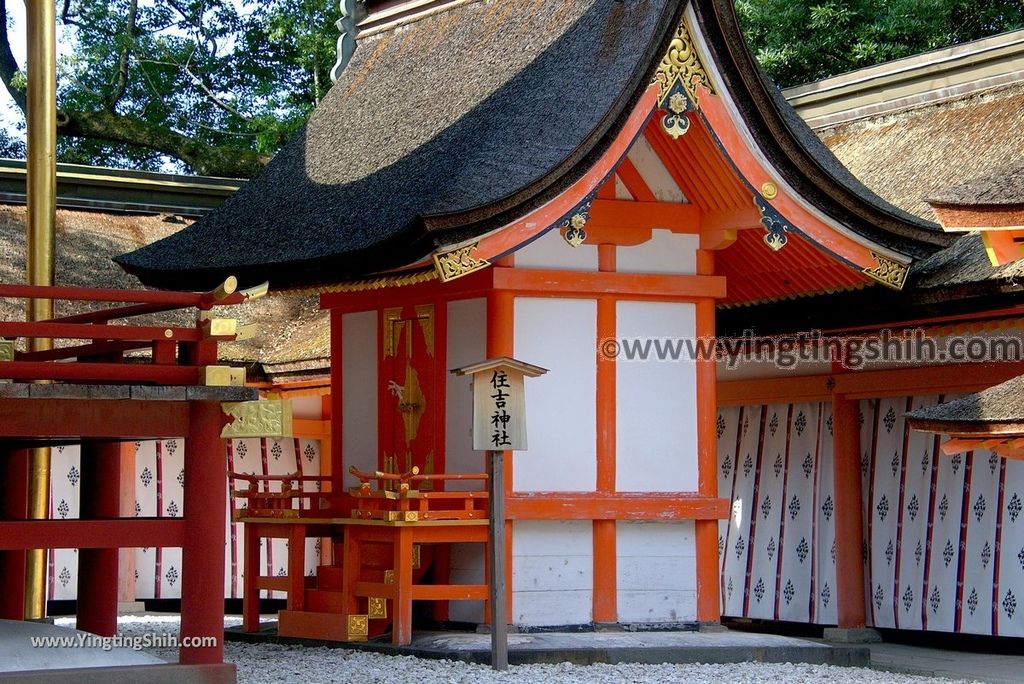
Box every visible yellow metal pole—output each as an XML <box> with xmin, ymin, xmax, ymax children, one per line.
<box><xmin>24</xmin><ymin>0</ymin><xmax>57</xmax><ymax>620</ymax></box>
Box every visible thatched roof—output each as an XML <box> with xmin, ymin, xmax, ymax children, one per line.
<box><xmin>119</xmin><ymin>0</ymin><xmax>947</xmax><ymax>291</ymax></box>
<box><xmin>0</xmin><ymin>204</ymin><xmax>327</xmax><ymax>376</ymax></box>
<box><xmin>928</xmin><ymin>157</ymin><xmax>1024</xmax><ymax>207</ymax></box>
<box><xmin>819</xmin><ymin>82</ymin><xmax>1024</xmax><ymax>220</ymax></box>
<box><xmin>907</xmin><ymin>374</ymin><xmax>1024</xmax><ymax>427</ymax></box>
<box><xmin>119</xmin><ymin>0</ymin><xmax>686</xmax><ymax>290</ymax></box>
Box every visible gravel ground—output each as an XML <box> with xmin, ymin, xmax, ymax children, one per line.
<box><xmin>55</xmin><ymin>615</ymin><xmax>982</xmax><ymax>684</ymax></box>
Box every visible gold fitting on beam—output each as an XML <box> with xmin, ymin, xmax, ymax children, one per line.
<box><xmin>412</xmin><ymin>544</ymin><xmax>421</xmax><ymax>569</ymax></box>
<box><xmin>214</xmin><ymin>276</ymin><xmax>238</xmax><ymax>301</ymax></box>
<box><xmin>368</xmin><ymin>597</ymin><xmax>387</xmax><ymax>619</ymax></box>
<box><xmin>384</xmin><ymin>570</ymin><xmax>395</xmax><ymax>584</ymax></box>
<box><xmin>164</xmin><ymin>329</ymin><xmax>174</xmax><ymax>339</ymax></box>
<box><xmin>202</xmin><ymin>365</ymin><xmax>239</xmax><ymax>386</ymax></box>
<box><xmin>404</xmin><ymin>511</ymin><xmax>419</xmax><ymax>523</ymax></box>
<box><xmin>206</xmin><ymin>318</ymin><xmax>238</xmax><ymax>338</ymax></box>
<box><xmin>221</xmin><ymin>399</ymin><xmax>293</xmax><ymax>438</ymax></box>
<box><xmin>0</xmin><ymin>340</ymin><xmax>13</xmax><ymax>362</ymax></box>
<box><xmin>235</xmin><ymin>323</ymin><xmax>258</xmax><ymax>341</ymax></box>
<box><xmin>240</xmin><ymin>281</ymin><xmax>270</xmax><ymax>301</ymax></box>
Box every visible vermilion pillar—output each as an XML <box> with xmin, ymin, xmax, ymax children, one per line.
<box><xmin>593</xmin><ymin>244</ymin><xmax>617</xmax><ymax>624</ymax></box>
<box><xmin>77</xmin><ymin>440</ymin><xmax>123</xmax><ymax>636</ymax></box>
<box><xmin>832</xmin><ymin>395</ymin><xmax>867</xmax><ymax>628</ymax></box>
<box><xmin>180</xmin><ymin>401</ymin><xmax>227</xmax><ymax>664</ymax></box>
<box><xmin>694</xmin><ymin>250</ymin><xmax>720</xmax><ymax>623</ymax></box>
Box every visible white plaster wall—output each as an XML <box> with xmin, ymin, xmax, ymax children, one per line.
<box><xmin>512</xmin><ymin>297</ymin><xmax>597</xmax><ymax>492</ymax></box>
<box><xmin>447</xmin><ymin>542</ymin><xmax>486</xmax><ymax>624</ymax></box>
<box><xmin>289</xmin><ymin>395</ymin><xmax>323</xmax><ymax>420</ymax></box>
<box><xmin>513</xmin><ymin>229</ymin><xmax>598</xmax><ymax>271</ymax></box>
<box><xmin>342</xmin><ymin>311</ymin><xmax>378</xmax><ymax>489</ymax></box>
<box><xmin>512</xmin><ymin>521</ymin><xmax>594</xmax><ymax>627</ymax></box>
<box><xmin>615</xmin><ymin>301</ymin><xmax>698</xmax><ymax>492</ymax></box>
<box><xmin>616</xmin><ymin>230</ymin><xmax>698</xmax><ymax>275</ymax></box>
<box><xmin>616</xmin><ymin>521</ymin><xmax>697</xmax><ymax>623</ymax></box>
<box><xmin>445</xmin><ymin>298</ymin><xmax>488</xmax><ymax>491</ymax></box>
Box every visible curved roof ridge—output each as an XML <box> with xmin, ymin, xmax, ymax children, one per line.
<box><xmin>692</xmin><ymin>0</ymin><xmax>953</xmax><ymax>259</ymax></box>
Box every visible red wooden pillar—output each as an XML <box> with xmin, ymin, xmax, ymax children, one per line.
<box><xmin>76</xmin><ymin>440</ymin><xmax>123</xmax><ymax>636</ymax></box>
<box><xmin>695</xmin><ymin>250</ymin><xmax>721</xmax><ymax>623</ymax></box>
<box><xmin>832</xmin><ymin>395</ymin><xmax>867</xmax><ymax>628</ymax></box>
<box><xmin>593</xmin><ymin>245</ymin><xmax>617</xmax><ymax>624</ymax></box>
<box><xmin>180</xmin><ymin>401</ymin><xmax>227</xmax><ymax>664</ymax></box>
<box><xmin>0</xmin><ymin>448</ymin><xmax>29</xmax><ymax>620</ymax></box>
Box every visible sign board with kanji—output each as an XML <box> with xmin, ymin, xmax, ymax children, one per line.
<box><xmin>450</xmin><ymin>357</ymin><xmax>547</xmax><ymax>452</ymax></box>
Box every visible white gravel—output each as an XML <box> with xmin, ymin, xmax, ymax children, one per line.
<box><xmin>54</xmin><ymin>615</ymin><xmax>981</xmax><ymax>684</ymax></box>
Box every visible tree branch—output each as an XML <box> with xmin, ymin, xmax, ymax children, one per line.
<box><xmin>0</xmin><ymin>0</ymin><xmax>26</xmax><ymax>114</ymax></box>
<box><xmin>58</xmin><ymin>109</ymin><xmax>270</xmax><ymax>178</ymax></box>
<box><xmin>106</xmin><ymin>0</ymin><xmax>139</xmax><ymax>110</ymax></box>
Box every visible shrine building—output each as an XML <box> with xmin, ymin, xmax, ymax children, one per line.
<box><xmin>100</xmin><ymin>0</ymin><xmax>1024</xmax><ymax>641</ymax></box>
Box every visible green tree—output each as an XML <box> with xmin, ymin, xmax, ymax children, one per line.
<box><xmin>737</xmin><ymin>0</ymin><xmax>1024</xmax><ymax>87</ymax></box>
<box><xmin>0</xmin><ymin>0</ymin><xmax>341</xmax><ymax>177</ymax></box>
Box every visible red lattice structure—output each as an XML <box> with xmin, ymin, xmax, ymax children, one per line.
<box><xmin>0</xmin><ymin>278</ymin><xmax>262</xmax><ymax>681</ymax></box>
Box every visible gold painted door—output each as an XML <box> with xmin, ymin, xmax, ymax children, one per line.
<box><xmin>381</xmin><ymin>305</ymin><xmax>436</xmax><ymax>488</ymax></box>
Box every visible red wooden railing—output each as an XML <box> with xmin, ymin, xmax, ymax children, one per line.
<box><xmin>0</xmin><ymin>277</ymin><xmax>265</xmax><ymax>385</ymax></box>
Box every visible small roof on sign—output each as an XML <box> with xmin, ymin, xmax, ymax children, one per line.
<box><xmin>450</xmin><ymin>357</ymin><xmax>548</xmax><ymax>378</ymax></box>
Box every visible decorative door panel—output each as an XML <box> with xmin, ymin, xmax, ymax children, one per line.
<box><xmin>382</xmin><ymin>305</ymin><xmax>437</xmax><ymax>487</ymax></box>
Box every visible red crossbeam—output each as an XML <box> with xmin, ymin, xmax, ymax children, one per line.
<box><xmin>0</xmin><ymin>362</ymin><xmax>198</xmax><ymax>385</ymax></box>
<box><xmin>0</xmin><ymin>518</ymin><xmax>186</xmax><ymax>550</ymax></box>
<box><xmin>0</xmin><ymin>320</ymin><xmax>200</xmax><ymax>342</ymax></box>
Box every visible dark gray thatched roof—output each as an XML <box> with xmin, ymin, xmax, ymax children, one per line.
<box><xmin>908</xmin><ymin>375</ymin><xmax>1024</xmax><ymax>426</ymax></box>
<box><xmin>118</xmin><ymin>0</ymin><xmax>683</xmax><ymax>290</ymax></box>
<box><xmin>119</xmin><ymin>0</ymin><xmax>951</xmax><ymax>292</ymax></box>
<box><xmin>928</xmin><ymin>157</ymin><xmax>1024</xmax><ymax>207</ymax></box>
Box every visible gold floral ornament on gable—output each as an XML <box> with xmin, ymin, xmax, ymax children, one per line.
<box><xmin>653</xmin><ymin>18</ymin><xmax>716</xmax><ymax>139</ymax></box>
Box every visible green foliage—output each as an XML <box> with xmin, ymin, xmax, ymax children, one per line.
<box><xmin>44</xmin><ymin>0</ymin><xmax>340</xmax><ymax>173</ymax></box>
<box><xmin>736</xmin><ymin>0</ymin><xmax>1024</xmax><ymax>87</ymax></box>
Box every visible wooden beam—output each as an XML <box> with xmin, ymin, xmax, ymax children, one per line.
<box><xmin>507</xmin><ymin>493</ymin><xmax>728</xmax><ymax>520</ymax></box>
<box><xmin>0</xmin><ymin>518</ymin><xmax>185</xmax><ymax>550</ymax></box>
<box><xmin>719</xmin><ymin>361</ymin><xmax>1024</xmax><ymax>405</ymax></box>
<box><xmin>835</xmin><ymin>362</ymin><xmax>1024</xmax><ymax>399</ymax></box>
<box><xmin>589</xmin><ymin>199</ymin><xmax>700</xmax><ymax>233</ymax></box>
<box><xmin>0</xmin><ymin>399</ymin><xmax>189</xmax><ymax>438</ymax></box>
<box><xmin>492</xmin><ymin>267</ymin><xmax>726</xmax><ymax>300</ymax></box>
<box><xmin>718</xmin><ymin>374</ymin><xmax>833</xmax><ymax>406</ymax></box>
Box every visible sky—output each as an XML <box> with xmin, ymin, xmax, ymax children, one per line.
<box><xmin>1</xmin><ymin>3</ymin><xmax>77</xmax><ymax>138</ymax></box>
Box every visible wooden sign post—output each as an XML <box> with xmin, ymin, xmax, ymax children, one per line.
<box><xmin>451</xmin><ymin>357</ymin><xmax>547</xmax><ymax>671</ymax></box>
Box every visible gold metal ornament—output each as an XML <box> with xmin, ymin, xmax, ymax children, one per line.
<box><xmin>562</xmin><ymin>210</ymin><xmax>591</xmax><ymax>247</ymax></box>
<box><xmin>761</xmin><ymin>182</ymin><xmax>779</xmax><ymax>200</ymax></box>
<box><xmin>0</xmin><ymin>340</ymin><xmax>13</xmax><ymax>362</ymax></box>
<box><xmin>368</xmin><ymin>597</ymin><xmax>388</xmax><ymax>619</ymax></box>
<box><xmin>863</xmin><ymin>252</ymin><xmax>910</xmax><ymax>290</ymax></box>
<box><xmin>221</xmin><ymin>400</ymin><xmax>294</xmax><ymax>438</ymax></box>
<box><xmin>432</xmin><ymin>242</ymin><xmax>490</xmax><ymax>283</ymax></box>
<box><xmin>414</xmin><ymin>304</ymin><xmax>435</xmax><ymax>356</ymax></box>
<box><xmin>346</xmin><ymin>614</ymin><xmax>369</xmax><ymax>641</ymax></box>
<box><xmin>654</xmin><ymin>18</ymin><xmax>716</xmax><ymax>104</ymax></box>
